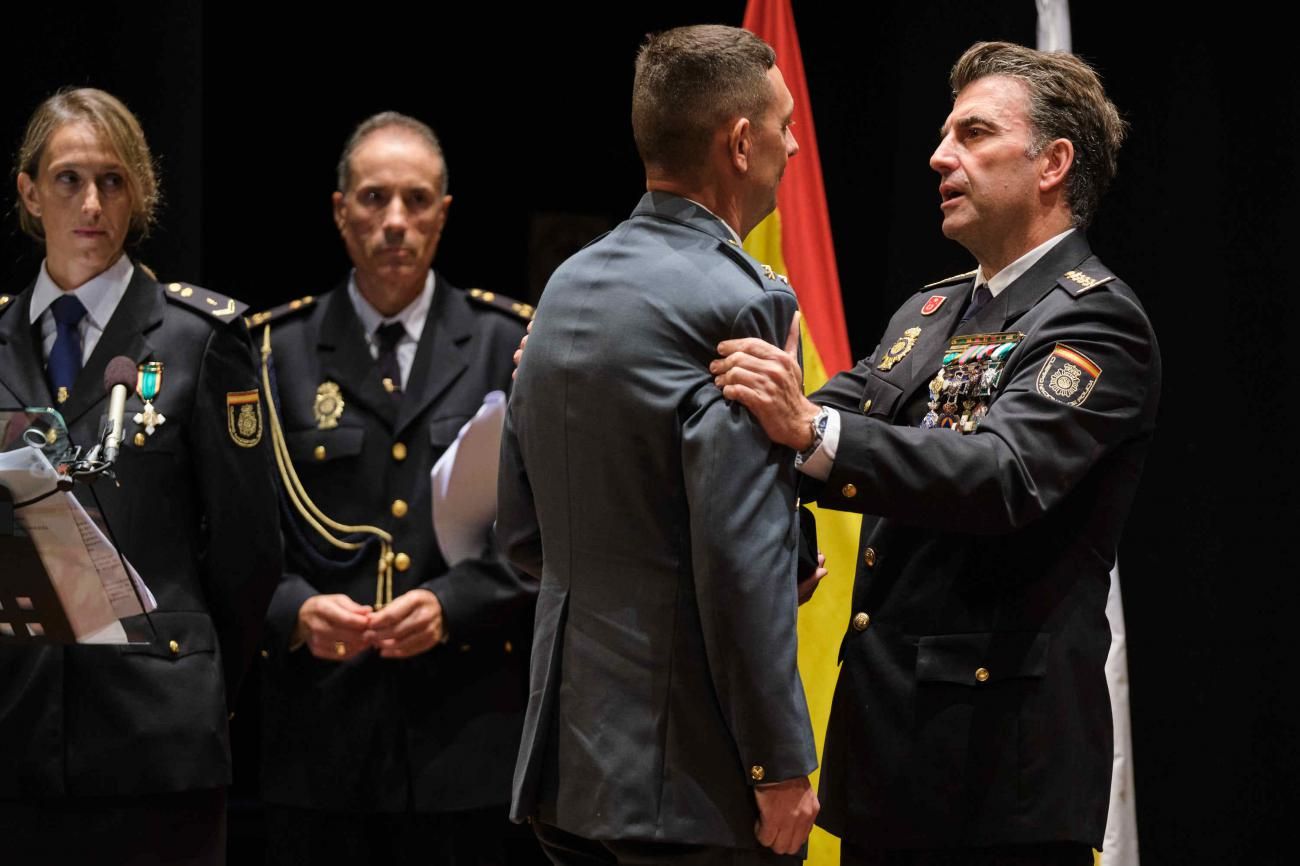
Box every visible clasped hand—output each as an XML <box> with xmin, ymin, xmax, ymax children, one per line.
<box><xmin>296</xmin><ymin>589</ymin><xmax>445</xmax><ymax>661</ymax></box>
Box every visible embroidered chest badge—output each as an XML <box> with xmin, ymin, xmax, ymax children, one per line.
<box><xmin>877</xmin><ymin>327</ymin><xmax>922</xmax><ymax>371</ymax></box>
<box><xmin>920</xmin><ymin>295</ymin><xmax>946</xmax><ymax>316</ymax></box>
<box><xmin>314</xmin><ymin>381</ymin><xmax>344</xmax><ymax>430</ymax></box>
<box><xmin>1035</xmin><ymin>344</ymin><xmax>1101</xmax><ymax>406</ymax></box>
<box><xmin>921</xmin><ymin>331</ymin><xmax>1024</xmax><ymax>433</ymax></box>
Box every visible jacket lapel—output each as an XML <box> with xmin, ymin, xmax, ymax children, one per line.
<box><xmin>318</xmin><ymin>286</ymin><xmax>398</xmax><ymax>428</ymax></box>
<box><xmin>0</xmin><ymin>287</ymin><xmax>53</xmax><ymax>409</ymax></box>
<box><xmin>982</xmin><ymin>231</ymin><xmax>1095</xmax><ymax>332</ymax></box>
<box><xmin>884</xmin><ymin>280</ymin><xmax>975</xmax><ymax>412</ymax></box>
<box><xmin>395</xmin><ymin>274</ymin><xmax>471</xmax><ymax>436</ymax></box>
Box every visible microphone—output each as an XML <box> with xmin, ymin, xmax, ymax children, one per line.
<box><xmin>102</xmin><ymin>356</ymin><xmax>137</xmax><ymax>465</ymax></box>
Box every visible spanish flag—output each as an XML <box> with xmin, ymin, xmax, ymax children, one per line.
<box><xmin>742</xmin><ymin>2</ymin><xmax>859</xmax><ymax>863</ymax></box>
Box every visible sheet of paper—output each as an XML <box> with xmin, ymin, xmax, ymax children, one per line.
<box><xmin>0</xmin><ymin>444</ymin><xmax>61</xmax><ymax>504</ymax></box>
<box><xmin>8</xmin><ymin>446</ymin><xmax>156</xmax><ymax>644</ymax></box>
<box><xmin>430</xmin><ymin>391</ymin><xmax>506</xmax><ymax>566</ymax></box>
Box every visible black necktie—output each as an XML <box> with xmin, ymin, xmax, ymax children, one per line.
<box><xmin>959</xmin><ymin>283</ymin><xmax>993</xmax><ymax>326</ymax></box>
<box><xmin>374</xmin><ymin>322</ymin><xmax>405</xmax><ymax>402</ymax></box>
<box><xmin>47</xmin><ymin>294</ymin><xmax>88</xmax><ymax>404</ymax></box>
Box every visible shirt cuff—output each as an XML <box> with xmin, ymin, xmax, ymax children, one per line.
<box><xmin>796</xmin><ymin>406</ymin><xmax>839</xmax><ymax>481</ymax></box>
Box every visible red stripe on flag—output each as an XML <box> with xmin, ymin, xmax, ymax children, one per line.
<box><xmin>743</xmin><ymin>0</ymin><xmax>852</xmax><ymax>375</ymax></box>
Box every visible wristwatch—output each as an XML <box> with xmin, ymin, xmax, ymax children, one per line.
<box><xmin>795</xmin><ymin>407</ymin><xmax>830</xmax><ymax>467</ymax></box>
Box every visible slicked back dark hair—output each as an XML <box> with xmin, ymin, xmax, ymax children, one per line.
<box><xmin>951</xmin><ymin>41</ymin><xmax>1127</xmax><ymax>228</ymax></box>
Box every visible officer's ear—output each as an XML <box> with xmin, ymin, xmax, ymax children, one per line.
<box><xmin>1037</xmin><ymin>138</ymin><xmax>1074</xmax><ymax>195</ymax></box>
<box><xmin>728</xmin><ymin>116</ymin><xmax>753</xmax><ymax>174</ymax></box>
<box><xmin>332</xmin><ymin>190</ymin><xmax>347</xmax><ymax>234</ymax></box>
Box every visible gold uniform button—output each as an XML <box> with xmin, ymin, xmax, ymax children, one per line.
<box><xmin>863</xmin><ymin>399</ymin><xmax>873</xmax><ymax>412</ymax></box>
<box><xmin>314</xmin><ymin>445</ymin><xmax>326</xmax><ymax>461</ymax></box>
<box><xmin>504</xmin><ymin>640</ymin><xmax>514</xmax><ymax>654</ymax></box>
<box><xmin>391</xmin><ymin>442</ymin><xmax>408</xmax><ymax>462</ymax></box>
<box><xmin>750</xmin><ymin>765</ymin><xmax>765</xmax><ymax>782</ymax></box>
<box><xmin>260</xmin><ymin>649</ymin><xmax>270</xmax><ymax>659</ymax></box>
<box><xmin>391</xmin><ymin>499</ymin><xmax>409</xmax><ymax>518</ymax></box>
<box><xmin>852</xmin><ymin>612</ymin><xmax>871</xmax><ymax>632</ymax></box>
<box><xmin>133</xmin><ymin>432</ymin><xmax>147</xmax><ymax>447</ymax></box>
<box><xmin>841</xmin><ymin>483</ymin><xmax>858</xmax><ymax>498</ymax></box>
<box><xmin>863</xmin><ymin>547</ymin><xmax>877</xmax><ymax>567</ymax></box>
<box><xmin>394</xmin><ymin>552</ymin><xmax>411</xmax><ymax>572</ymax></box>
<box><xmin>975</xmin><ymin>667</ymin><xmax>990</xmax><ymax>683</ymax></box>
<box><xmin>168</xmin><ymin>640</ymin><xmax>180</xmax><ymax>655</ymax></box>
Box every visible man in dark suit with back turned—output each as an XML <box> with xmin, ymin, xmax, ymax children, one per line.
<box><xmin>499</xmin><ymin>24</ymin><xmax>819</xmax><ymax>864</ymax></box>
<box><xmin>712</xmin><ymin>42</ymin><xmax>1161</xmax><ymax>865</ymax></box>
<box><xmin>250</xmin><ymin>112</ymin><xmax>539</xmax><ymax>866</ymax></box>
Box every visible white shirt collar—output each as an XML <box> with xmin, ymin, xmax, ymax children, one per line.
<box><xmin>684</xmin><ymin>198</ymin><xmax>743</xmax><ymax>245</ymax></box>
<box><xmin>975</xmin><ymin>228</ymin><xmax>1075</xmax><ymax>299</ymax></box>
<box><xmin>346</xmin><ymin>270</ymin><xmax>435</xmax><ymax>343</ymax></box>
<box><xmin>29</xmin><ymin>253</ymin><xmax>135</xmax><ymax>329</ymax></box>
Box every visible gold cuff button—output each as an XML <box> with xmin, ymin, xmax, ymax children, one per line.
<box><xmin>975</xmin><ymin>667</ymin><xmax>990</xmax><ymax>683</ymax></box>
<box><xmin>841</xmin><ymin>483</ymin><xmax>858</xmax><ymax>498</ymax></box>
<box><xmin>168</xmin><ymin>640</ymin><xmax>180</xmax><ymax>655</ymax></box>
<box><xmin>394</xmin><ymin>552</ymin><xmax>411</xmax><ymax>572</ymax></box>
<box><xmin>260</xmin><ymin>649</ymin><xmax>270</xmax><ymax>659</ymax></box>
<box><xmin>852</xmin><ymin>612</ymin><xmax>871</xmax><ymax>632</ymax></box>
<box><xmin>863</xmin><ymin>547</ymin><xmax>877</xmax><ymax>567</ymax></box>
<box><xmin>392</xmin><ymin>442</ymin><xmax>408</xmax><ymax>461</ymax></box>
<box><xmin>863</xmin><ymin>399</ymin><xmax>873</xmax><ymax>412</ymax></box>
<box><xmin>133</xmin><ymin>432</ymin><xmax>147</xmax><ymax>447</ymax></box>
<box><xmin>391</xmin><ymin>499</ymin><xmax>409</xmax><ymax>518</ymax></box>
<box><xmin>750</xmin><ymin>765</ymin><xmax>765</xmax><ymax>782</ymax></box>
<box><xmin>504</xmin><ymin>641</ymin><xmax>514</xmax><ymax>654</ymax></box>
<box><xmin>313</xmin><ymin>445</ymin><xmax>326</xmax><ymax>461</ymax></box>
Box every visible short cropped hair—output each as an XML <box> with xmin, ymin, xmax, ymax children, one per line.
<box><xmin>632</xmin><ymin>25</ymin><xmax>776</xmax><ymax>176</ymax></box>
<box><xmin>336</xmin><ymin>111</ymin><xmax>448</xmax><ymax>196</ymax></box>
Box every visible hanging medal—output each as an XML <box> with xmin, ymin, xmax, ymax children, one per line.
<box><xmin>134</xmin><ymin>361</ymin><xmax>167</xmax><ymax>435</ymax></box>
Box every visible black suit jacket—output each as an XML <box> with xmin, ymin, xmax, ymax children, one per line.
<box><xmin>811</xmin><ymin>232</ymin><xmax>1161</xmax><ymax>849</ymax></box>
<box><xmin>499</xmin><ymin>193</ymin><xmax>817</xmax><ymax>847</ymax></box>
<box><xmin>256</xmin><ymin>273</ymin><xmax>535</xmax><ymax>813</ymax></box>
<box><xmin>0</xmin><ymin>266</ymin><xmax>282</xmax><ymax>798</ymax></box>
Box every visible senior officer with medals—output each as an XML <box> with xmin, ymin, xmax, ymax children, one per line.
<box><xmin>712</xmin><ymin>43</ymin><xmax>1161</xmax><ymax>865</ymax></box>
<box><xmin>0</xmin><ymin>88</ymin><xmax>280</xmax><ymax>863</ymax></box>
<box><xmin>249</xmin><ymin>112</ymin><xmax>539</xmax><ymax>866</ymax></box>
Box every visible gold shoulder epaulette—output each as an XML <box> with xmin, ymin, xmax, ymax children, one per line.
<box><xmin>1060</xmin><ymin>268</ymin><xmax>1117</xmax><ymax>296</ymax></box>
<box><xmin>164</xmin><ymin>282</ymin><xmax>248</xmax><ymax>322</ymax></box>
<box><xmin>467</xmin><ymin>288</ymin><xmax>534</xmax><ymax>321</ymax></box>
<box><xmin>245</xmin><ymin>295</ymin><xmax>319</xmax><ymax>329</ymax></box>
<box><xmin>924</xmin><ymin>269</ymin><xmax>979</xmax><ymax>289</ymax></box>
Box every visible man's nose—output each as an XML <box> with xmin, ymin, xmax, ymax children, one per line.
<box><xmin>930</xmin><ymin>135</ymin><xmax>957</xmax><ymax>174</ymax></box>
<box><xmin>787</xmin><ymin>128</ymin><xmax>800</xmax><ymax>159</ymax></box>
<box><xmin>382</xmin><ymin>199</ymin><xmax>408</xmax><ymax>236</ymax></box>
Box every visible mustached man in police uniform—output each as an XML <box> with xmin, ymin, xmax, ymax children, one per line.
<box><xmin>0</xmin><ymin>89</ymin><xmax>281</xmax><ymax>864</ymax></box>
<box><xmin>713</xmin><ymin>42</ymin><xmax>1161</xmax><ymax>865</ymax></box>
<box><xmin>249</xmin><ymin>113</ymin><xmax>540</xmax><ymax>865</ymax></box>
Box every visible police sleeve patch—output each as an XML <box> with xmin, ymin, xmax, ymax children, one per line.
<box><xmin>227</xmin><ymin>390</ymin><xmax>263</xmax><ymax>447</ymax></box>
<box><xmin>1035</xmin><ymin>344</ymin><xmax>1101</xmax><ymax>406</ymax></box>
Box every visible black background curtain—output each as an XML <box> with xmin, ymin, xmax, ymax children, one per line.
<box><xmin>5</xmin><ymin>2</ymin><xmax>1295</xmax><ymax>861</ymax></box>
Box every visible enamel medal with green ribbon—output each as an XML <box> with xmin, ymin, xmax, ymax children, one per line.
<box><xmin>921</xmin><ymin>332</ymin><xmax>1023</xmax><ymax>433</ymax></box>
<box><xmin>133</xmin><ymin>361</ymin><xmax>166</xmax><ymax>435</ymax></box>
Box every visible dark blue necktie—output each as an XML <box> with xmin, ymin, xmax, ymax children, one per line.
<box><xmin>958</xmin><ymin>283</ymin><xmax>993</xmax><ymax>325</ymax></box>
<box><xmin>47</xmin><ymin>294</ymin><xmax>87</xmax><ymax>404</ymax></box>
<box><xmin>374</xmin><ymin>322</ymin><xmax>405</xmax><ymax>402</ymax></box>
